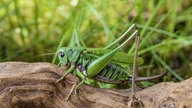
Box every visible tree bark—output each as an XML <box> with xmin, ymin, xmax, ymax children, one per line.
<box><xmin>0</xmin><ymin>62</ymin><xmax>191</xmax><ymax>108</ymax></box>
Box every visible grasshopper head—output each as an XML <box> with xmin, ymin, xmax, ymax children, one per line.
<box><xmin>58</xmin><ymin>48</ymin><xmax>68</xmax><ymax>65</ymax></box>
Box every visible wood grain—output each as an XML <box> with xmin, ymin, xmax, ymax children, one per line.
<box><xmin>0</xmin><ymin>62</ymin><xmax>191</xmax><ymax>108</ymax></box>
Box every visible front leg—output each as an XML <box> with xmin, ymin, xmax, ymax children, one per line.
<box><xmin>66</xmin><ymin>69</ymin><xmax>86</xmax><ymax>101</ymax></box>
<box><xmin>66</xmin><ymin>76</ymin><xmax>78</xmax><ymax>100</ymax></box>
<box><xmin>56</xmin><ymin>65</ymin><xmax>75</xmax><ymax>83</ymax></box>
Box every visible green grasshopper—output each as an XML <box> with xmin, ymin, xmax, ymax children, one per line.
<box><xmin>56</xmin><ymin>24</ymin><xmax>167</xmax><ymax>100</ymax></box>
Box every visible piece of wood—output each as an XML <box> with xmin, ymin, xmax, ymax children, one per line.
<box><xmin>0</xmin><ymin>62</ymin><xmax>191</xmax><ymax>108</ymax></box>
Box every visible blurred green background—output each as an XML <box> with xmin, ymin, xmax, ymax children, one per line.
<box><xmin>0</xmin><ymin>0</ymin><xmax>192</xmax><ymax>82</ymax></box>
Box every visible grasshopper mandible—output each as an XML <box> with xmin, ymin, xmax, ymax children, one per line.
<box><xmin>56</xmin><ymin>24</ymin><xmax>167</xmax><ymax>100</ymax></box>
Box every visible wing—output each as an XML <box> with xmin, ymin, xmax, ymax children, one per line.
<box><xmin>84</xmin><ymin>48</ymin><xmax>144</xmax><ymax>67</ymax></box>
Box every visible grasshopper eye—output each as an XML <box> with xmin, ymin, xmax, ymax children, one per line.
<box><xmin>59</xmin><ymin>51</ymin><xmax>65</xmax><ymax>57</ymax></box>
